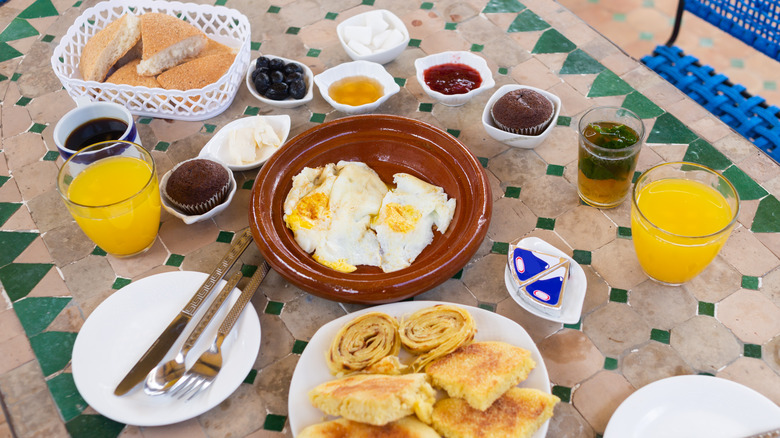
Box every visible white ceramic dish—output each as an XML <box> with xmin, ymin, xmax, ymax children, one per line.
<box><xmin>414</xmin><ymin>50</ymin><xmax>495</xmax><ymax>106</ymax></box>
<box><xmin>313</xmin><ymin>60</ymin><xmax>401</xmax><ymax>115</ymax></box>
<box><xmin>288</xmin><ymin>300</ymin><xmax>552</xmax><ymax>437</ymax></box>
<box><xmin>199</xmin><ymin>115</ymin><xmax>290</xmax><ymax>171</ymax></box>
<box><xmin>160</xmin><ymin>158</ymin><xmax>237</xmax><ymax>225</ymax></box>
<box><xmin>245</xmin><ymin>54</ymin><xmax>314</xmax><ymax>109</ymax></box>
<box><xmin>336</xmin><ymin>9</ymin><xmax>410</xmax><ymax>64</ymax></box>
<box><xmin>72</xmin><ymin>271</ymin><xmax>261</xmax><ymax>426</ymax></box>
<box><xmin>604</xmin><ymin>375</ymin><xmax>780</xmax><ymax>437</ymax></box>
<box><xmin>504</xmin><ymin>237</ymin><xmax>586</xmax><ymax>324</ymax></box>
<box><xmin>483</xmin><ymin>84</ymin><xmax>562</xmax><ymax>149</ymax></box>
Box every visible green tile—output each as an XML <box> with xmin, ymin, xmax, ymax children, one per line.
<box><xmin>698</xmin><ymin>301</ymin><xmax>715</xmax><ymax>316</ymax></box>
<box><xmin>536</xmin><ymin>217</ymin><xmax>555</xmax><ymax>230</ymax></box>
<box><xmin>30</xmin><ymin>331</ymin><xmax>77</xmax><ymax>376</ymax></box>
<box><xmin>362</xmin><ymin>0</ymin><xmax>375</xmax><ymax>5</ymax></box>
<box><xmin>639</xmin><ymin>31</ymin><xmax>653</xmax><ymax>41</ymax></box>
<box><xmin>617</xmin><ymin>226</ymin><xmax>632</xmax><ymax>239</ymax></box>
<box><xmin>482</xmin><ymin>0</ymin><xmax>526</xmax><ymax>13</ymax></box>
<box><xmin>264</xmin><ymin>414</ymin><xmax>287</xmax><ymax>431</ymax></box>
<box><xmin>752</xmin><ymin>195</ymin><xmax>780</xmax><ymax>233</ymax></box>
<box><xmin>242</xmin><ymin>179</ymin><xmax>255</xmax><ymax>190</ymax></box>
<box><xmin>72</xmin><ymin>0</ymin><xmax>81</xmax><ymax>6</ymax></box>
<box><xmin>478</xmin><ymin>302</ymin><xmax>497</xmax><ymax>312</ymax></box>
<box><xmin>112</xmin><ymin>277</ymin><xmax>131</xmax><ymax>289</ymax></box>
<box><xmin>557</xmin><ymin>116</ymin><xmax>571</xmax><ymax>126</ymax></box>
<box><xmin>43</xmin><ymin>150</ymin><xmax>59</xmax><ymax>161</ymax></box>
<box><xmin>764</xmin><ymin>80</ymin><xmax>777</xmax><ymax>91</ymax></box>
<box><xmin>306</xmin><ymin>48</ymin><xmax>321</xmax><ymax>57</ymax></box>
<box><xmin>0</xmin><ymin>43</ymin><xmax>23</xmax><ymax>62</ymax></box>
<box><xmin>492</xmin><ymin>241</ymin><xmax>509</xmax><ymax>255</ymax></box>
<box><xmin>29</xmin><ymin>123</ymin><xmax>46</xmax><ymax>134</ymax></box>
<box><xmin>48</xmin><ymin>373</ymin><xmax>87</xmax><ymax>422</ymax></box>
<box><xmin>546</xmin><ymin>164</ymin><xmax>564</xmax><ymax>176</ymax></box>
<box><xmin>153</xmin><ymin>141</ymin><xmax>170</xmax><ymax>152</ymax></box>
<box><xmin>452</xmin><ymin>269</ymin><xmax>463</xmax><ymax>280</ymax></box>
<box><xmin>286</xmin><ymin>27</ymin><xmax>300</xmax><ymax>35</ymax></box>
<box><xmin>14</xmin><ymin>297</ymin><xmax>71</xmax><ymax>337</ymax></box>
<box><xmin>621</xmin><ymin>91</ymin><xmax>664</xmax><ymax>119</ymax></box>
<box><xmin>0</xmin><ymin>203</ymin><xmax>22</xmax><ymax>226</ymax></box>
<box><xmin>682</xmin><ymin>138</ymin><xmax>731</xmax><ymax>170</ymax></box>
<box><xmin>507</xmin><ymin>9</ymin><xmax>550</xmax><ymax>32</ymax></box>
<box><xmin>203</xmin><ymin>123</ymin><xmax>216</xmax><ymax>133</ymax></box>
<box><xmin>0</xmin><ymin>263</ymin><xmax>53</xmax><ymax>301</ymax></box>
<box><xmin>730</xmin><ymin>58</ymin><xmax>745</xmax><ymax>68</ymax></box>
<box><xmin>394</xmin><ymin>77</ymin><xmax>406</xmax><ymax>87</ymax></box>
<box><xmin>741</xmin><ymin>275</ymin><xmax>759</xmax><ymax>290</ymax></box>
<box><xmin>478</xmin><ymin>156</ymin><xmax>488</xmax><ymax>167</ymax></box>
<box><xmin>613</xmin><ymin>13</ymin><xmax>627</xmax><ymax>21</ymax></box>
<box><xmin>505</xmin><ymin>186</ymin><xmax>521</xmax><ymax>198</ymax></box>
<box><xmin>137</xmin><ymin>117</ymin><xmax>153</xmax><ymax>125</ymax></box>
<box><xmin>19</xmin><ymin>0</ymin><xmax>59</xmax><ymax>18</ymax></box>
<box><xmin>609</xmin><ymin>288</ymin><xmax>628</xmax><ymax>303</ymax></box>
<box><xmin>0</xmin><ymin>18</ymin><xmax>40</xmax><ymax>42</ymax></box>
<box><xmin>165</xmin><ymin>254</ymin><xmax>184</xmax><ymax>267</ymax></box>
<box><xmin>408</xmin><ymin>39</ymin><xmax>421</xmax><ymax>48</ymax></box>
<box><xmin>265</xmin><ymin>301</ymin><xmax>284</xmax><ymax>315</ymax></box>
<box><xmin>552</xmin><ymin>385</ymin><xmax>571</xmax><ymax>402</ymax></box>
<box><xmin>744</xmin><ymin>344</ymin><xmax>761</xmax><ymax>358</ymax></box>
<box><xmin>633</xmin><ymin>170</ymin><xmax>642</xmax><ymax>183</ymax></box>
<box><xmin>559</xmin><ymin>49</ymin><xmax>605</xmax><ymax>75</ymax></box>
<box><xmin>0</xmin><ymin>176</ymin><xmax>8</xmax><ymax>187</ymax></box>
<box><xmin>421</xmin><ymin>2</ymin><xmax>434</xmax><ymax>10</ymax></box>
<box><xmin>214</xmin><ymin>0</ymin><xmax>227</xmax><ymax>4</ymax></box>
<box><xmin>91</xmin><ymin>246</ymin><xmax>106</xmax><ymax>256</ymax></box>
<box><xmin>243</xmin><ymin>368</ymin><xmax>257</xmax><ymax>384</ymax></box>
<box><xmin>325</xmin><ymin>12</ymin><xmax>339</xmax><ymax>20</ymax></box>
<box><xmin>251</xmin><ymin>41</ymin><xmax>261</xmax><ymax>50</ymax></box>
<box><xmin>646</xmin><ymin>112</ymin><xmax>697</xmax><ymax>144</ymax></box>
<box><xmin>0</xmin><ymin>73</ymin><xmax>7</xmax><ymax>82</ymax></box>
<box><xmin>446</xmin><ymin>129</ymin><xmax>461</xmax><ymax>138</ymax></box>
<box><xmin>532</xmin><ymin>28</ymin><xmax>575</xmax><ymax>54</ymax></box>
<box><xmin>445</xmin><ymin>22</ymin><xmax>457</xmax><ymax>30</ymax></box>
<box><xmin>267</xmin><ymin>5</ymin><xmax>281</xmax><ymax>13</ymax></box>
<box><xmin>604</xmin><ymin>357</ymin><xmax>618</xmax><ymax>370</ymax></box>
<box><xmin>564</xmin><ymin>320</ymin><xmax>581</xmax><ymax>330</ymax></box>
<box><xmin>65</xmin><ymin>415</ymin><xmax>124</xmax><ymax>438</ymax></box>
<box><xmin>588</xmin><ymin>69</ymin><xmax>634</xmax><ymax>97</ymax></box>
<box><xmin>241</xmin><ymin>264</ymin><xmax>258</xmax><ymax>277</ymax></box>
<box><xmin>699</xmin><ymin>37</ymin><xmax>713</xmax><ymax>48</ymax></box>
<box><xmin>650</xmin><ymin>328</ymin><xmax>670</xmax><ymax>344</ymax></box>
<box><xmin>216</xmin><ymin>230</ymin><xmax>234</xmax><ymax>243</ymax></box>
<box><xmin>419</xmin><ymin>102</ymin><xmax>434</xmax><ymax>112</ymax></box>
<box><xmin>0</xmin><ymin>231</ymin><xmax>38</xmax><ymax>266</ymax></box>
<box><xmin>498</xmin><ymin>67</ymin><xmax>509</xmax><ymax>75</ymax></box>
<box><xmin>16</xmin><ymin>96</ymin><xmax>31</xmax><ymax>106</ymax></box>
<box><xmin>310</xmin><ymin>113</ymin><xmax>326</xmax><ymax>123</ymax></box>
<box><xmin>572</xmin><ymin>250</ymin><xmax>591</xmax><ymax>265</ymax></box>
<box><xmin>244</xmin><ymin>106</ymin><xmax>260</xmax><ymax>116</ymax></box>
<box><xmin>722</xmin><ymin>165</ymin><xmax>768</xmax><ymax>201</ymax></box>
<box><xmin>11</xmin><ymin>73</ymin><xmax>21</xmax><ymax>82</ymax></box>
<box><xmin>470</xmin><ymin>43</ymin><xmax>484</xmax><ymax>52</ymax></box>
<box><xmin>292</xmin><ymin>339</ymin><xmax>308</xmax><ymax>354</ymax></box>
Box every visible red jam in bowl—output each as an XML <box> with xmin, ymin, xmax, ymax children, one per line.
<box><xmin>423</xmin><ymin>63</ymin><xmax>482</xmax><ymax>95</ymax></box>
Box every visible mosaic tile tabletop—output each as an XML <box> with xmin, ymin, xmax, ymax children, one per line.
<box><xmin>1</xmin><ymin>0</ymin><xmax>779</xmax><ymax>436</ymax></box>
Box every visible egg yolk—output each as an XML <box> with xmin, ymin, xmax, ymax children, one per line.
<box><xmin>313</xmin><ymin>254</ymin><xmax>357</xmax><ymax>273</ymax></box>
<box><xmin>383</xmin><ymin>203</ymin><xmax>421</xmax><ymax>233</ymax></box>
<box><xmin>287</xmin><ymin>192</ymin><xmax>330</xmax><ymax>230</ymax></box>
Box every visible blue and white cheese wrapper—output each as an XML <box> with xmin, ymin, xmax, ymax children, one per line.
<box><xmin>507</xmin><ymin>246</ymin><xmax>570</xmax><ymax>317</ymax></box>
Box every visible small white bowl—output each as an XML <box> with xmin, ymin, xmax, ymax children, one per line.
<box><xmin>313</xmin><ymin>60</ymin><xmax>400</xmax><ymax>115</ymax></box>
<box><xmin>337</xmin><ymin>9</ymin><xmax>410</xmax><ymax>65</ymax></box>
<box><xmin>482</xmin><ymin>84</ymin><xmax>561</xmax><ymax>149</ymax></box>
<box><xmin>198</xmin><ymin>115</ymin><xmax>291</xmax><ymax>171</ymax></box>
<box><xmin>414</xmin><ymin>51</ymin><xmax>495</xmax><ymax>106</ymax></box>
<box><xmin>245</xmin><ymin>54</ymin><xmax>314</xmax><ymax>109</ymax></box>
<box><xmin>160</xmin><ymin>158</ymin><xmax>237</xmax><ymax>225</ymax></box>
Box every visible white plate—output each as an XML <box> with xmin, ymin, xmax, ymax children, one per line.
<box><xmin>198</xmin><ymin>115</ymin><xmax>291</xmax><ymax>171</ymax></box>
<box><xmin>288</xmin><ymin>300</ymin><xmax>551</xmax><ymax>437</ymax></box>
<box><xmin>72</xmin><ymin>271</ymin><xmax>261</xmax><ymax>426</ymax></box>
<box><xmin>604</xmin><ymin>375</ymin><xmax>780</xmax><ymax>437</ymax></box>
<box><xmin>504</xmin><ymin>237</ymin><xmax>587</xmax><ymax>324</ymax></box>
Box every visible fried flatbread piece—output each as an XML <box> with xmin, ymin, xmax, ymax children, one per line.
<box><xmin>136</xmin><ymin>12</ymin><xmax>207</xmax><ymax>76</ymax></box>
<box><xmin>105</xmin><ymin>59</ymin><xmax>161</xmax><ymax>88</ymax></box>
<box><xmin>298</xmin><ymin>416</ymin><xmax>440</xmax><ymax>438</ymax></box>
<box><xmin>79</xmin><ymin>14</ymin><xmax>141</xmax><ymax>82</ymax></box>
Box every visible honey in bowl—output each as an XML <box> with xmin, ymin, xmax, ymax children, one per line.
<box><xmin>328</xmin><ymin>76</ymin><xmax>384</xmax><ymax>106</ymax></box>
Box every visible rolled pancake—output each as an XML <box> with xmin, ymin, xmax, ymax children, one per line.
<box><xmin>326</xmin><ymin>311</ymin><xmax>402</xmax><ymax>376</ymax></box>
<box><xmin>399</xmin><ymin>304</ymin><xmax>476</xmax><ymax>372</ymax></box>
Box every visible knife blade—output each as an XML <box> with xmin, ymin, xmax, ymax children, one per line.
<box><xmin>113</xmin><ymin>228</ymin><xmax>254</xmax><ymax>396</ymax></box>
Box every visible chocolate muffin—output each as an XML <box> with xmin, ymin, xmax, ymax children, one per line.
<box><xmin>164</xmin><ymin>158</ymin><xmax>231</xmax><ymax>215</ymax></box>
<box><xmin>491</xmin><ymin>89</ymin><xmax>554</xmax><ymax>135</ymax></box>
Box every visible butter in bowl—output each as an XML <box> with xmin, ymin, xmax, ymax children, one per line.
<box><xmin>199</xmin><ymin>115</ymin><xmax>291</xmax><ymax>171</ymax></box>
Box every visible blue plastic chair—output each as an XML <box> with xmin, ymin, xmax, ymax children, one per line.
<box><xmin>641</xmin><ymin>0</ymin><xmax>780</xmax><ymax>163</ymax></box>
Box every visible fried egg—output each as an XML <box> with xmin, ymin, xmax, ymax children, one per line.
<box><xmin>283</xmin><ymin>163</ymin><xmax>338</xmax><ymax>253</ymax></box>
<box><xmin>371</xmin><ymin>173</ymin><xmax>456</xmax><ymax>272</ymax></box>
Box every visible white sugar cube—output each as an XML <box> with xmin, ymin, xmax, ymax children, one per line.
<box><xmin>364</xmin><ymin>10</ymin><xmax>390</xmax><ymax>34</ymax></box>
<box><xmin>347</xmin><ymin>39</ymin><xmax>372</xmax><ymax>56</ymax></box>
<box><xmin>371</xmin><ymin>29</ymin><xmax>393</xmax><ymax>50</ymax></box>
<box><xmin>381</xmin><ymin>29</ymin><xmax>404</xmax><ymax>50</ymax></box>
<box><xmin>343</xmin><ymin>25</ymin><xmax>372</xmax><ymax>45</ymax></box>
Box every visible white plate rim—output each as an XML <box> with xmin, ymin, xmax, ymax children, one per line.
<box><xmin>72</xmin><ymin>271</ymin><xmax>261</xmax><ymax>426</ymax></box>
<box><xmin>604</xmin><ymin>375</ymin><xmax>780</xmax><ymax>438</ymax></box>
<box><xmin>287</xmin><ymin>300</ymin><xmax>552</xmax><ymax>437</ymax></box>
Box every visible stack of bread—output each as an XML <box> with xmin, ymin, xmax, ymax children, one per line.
<box><xmin>301</xmin><ymin>304</ymin><xmax>560</xmax><ymax>438</ymax></box>
<box><xmin>79</xmin><ymin>12</ymin><xmax>236</xmax><ymax>91</ymax></box>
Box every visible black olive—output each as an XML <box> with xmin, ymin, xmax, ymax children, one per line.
<box><xmin>283</xmin><ymin>62</ymin><xmax>303</xmax><ymax>75</ymax></box>
<box><xmin>255</xmin><ymin>57</ymin><xmax>270</xmax><ymax>70</ymax></box>
<box><xmin>285</xmin><ymin>72</ymin><xmax>303</xmax><ymax>84</ymax></box>
<box><xmin>265</xmin><ymin>82</ymin><xmax>289</xmax><ymax>100</ymax></box>
<box><xmin>270</xmin><ymin>70</ymin><xmax>285</xmax><ymax>84</ymax></box>
<box><xmin>289</xmin><ymin>79</ymin><xmax>306</xmax><ymax>99</ymax></box>
<box><xmin>269</xmin><ymin>58</ymin><xmax>285</xmax><ymax>71</ymax></box>
<box><xmin>253</xmin><ymin>72</ymin><xmax>271</xmax><ymax>94</ymax></box>
<box><xmin>251</xmin><ymin>66</ymin><xmax>269</xmax><ymax>80</ymax></box>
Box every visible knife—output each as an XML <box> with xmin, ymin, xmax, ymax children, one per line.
<box><xmin>113</xmin><ymin>228</ymin><xmax>254</xmax><ymax>396</ymax></box>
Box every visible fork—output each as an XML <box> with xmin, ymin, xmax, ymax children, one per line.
<box><xmin>169</xmin><ymin>261</ymin><xmax>270</xmax><ymax>400</ymax></box>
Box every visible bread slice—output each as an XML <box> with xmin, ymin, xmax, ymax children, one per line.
<box><xmin>425</xmin><ymin>341</ymin><xmax>536</xmax><ymax>411</ymax></box>
<box><xmin>431</xmin><ymin>387</ymin><xmax>560</xmax><ymax>438</ymax></box>
<box><xmin>136</xmin><ymin>13</ymin><xmax>207</xmax><ymax>76</ymax></box>
<box><xmin>308</xmin><ymin>373</ymin><xmax>436</xmax><ymax>426</ymax></box>
<box><xmin>197</xmin><ymin>38</ymin><xmax>237</xmax><ymax>58</ymax></box>
<box><xmin>105</xmin><ymin>59</ymin><xmax>161</xmax><ymax>88</ymax></box>
<box><xmin>79</xmin><ymin>14</ymin><xmax>141</xmax><ymax>82</ymax></box>
<box><xmin>298</xmin><ymin>416</ymin><xmax>440</xmax><ymax>438</ymax></box>
<box><xmin>156</xmin><ymin>53</ymin><xmax>235</xmax><ymax>90</ymax></box>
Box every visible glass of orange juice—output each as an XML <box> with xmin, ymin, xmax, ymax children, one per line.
<box><xmin>631</xmin><ymin>162</ymin><xmax>739</xmax><ymax>285</ymax></box>
<box><xmin>57</xmin><ymin>141</ymin><xmax>161</xmax><ymax>257</ymax></box>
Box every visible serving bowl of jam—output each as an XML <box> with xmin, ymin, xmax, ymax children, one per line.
<box><xmin>414</xmin><ymin>51</ymin><xmax>495</xmax><ymax>106</ymax></box>
<box><xmin>313</xmin><ymin>60</ymin><xmax>400</xmax><ymax>115</ymax></box>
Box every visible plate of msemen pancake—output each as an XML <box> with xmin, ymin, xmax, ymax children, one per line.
<box><xmin>288</xmin><ymin>301</ymin><xmax>551</xmax><ymax>437</ymax></box>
